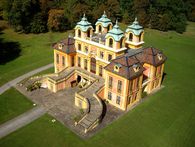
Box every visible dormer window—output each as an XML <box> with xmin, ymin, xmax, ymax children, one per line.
<box><xmin>114</xmin><ymin>63</ymin><xmax>122</xmax><ymax>72</ymax></box>
<box><xmin>109</xmin><ymin>38</ymin><xmax>113</xmax><ymax>48</ymax></box>
<box><xmin>157</xmin><ymin>53</ymin><xmax>163</xmax><ymax>60</ymax></box>
<box><xmin>129</xmin><ymin>33</ymin><xmax>133</xmax><ymax>41</ymax></box>
<box><xmin>133</xmin><ymin>64</ymin><xmax>140</xmax><ymax>72</ymax></box>
<box><xmin>58</xmin><ymin>43</ymin><xmax>63</xmax><ymax>50</ymax></box>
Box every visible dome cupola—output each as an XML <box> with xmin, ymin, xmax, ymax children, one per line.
<box><xmin>125</xmin><ymin>18</ymin><xmax>144</xmax><ymax>49</ymax></box>
<box><xmin>105</xmin><ymin>20</ymin><xmax>125</xmax><ymax>49</ymax></box>
<box><xmin>95</xmin><ymin>11</ymin><xmax>113</xmax><ymax>34</ymax></box>
<box><xmin>75</xmin><ymin>14</ymin><xmax>93</xmax><ymax>38</ymax></box>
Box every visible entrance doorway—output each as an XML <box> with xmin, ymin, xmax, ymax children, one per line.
<box><xmin>77</xmin><ymin>75</ymin><xmax>81</xmax><ymax>83</ymax></box>
<box><xmin>90</xmin><ymin>57</ymin><xmax>96</xmax><ymax>74</ymax></box>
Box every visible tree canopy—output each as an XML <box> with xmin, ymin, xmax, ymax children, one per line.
<box><xmin>0</xmin><ymin>0</ymin><xmax>195</xmax><ymax>33</ymax></box>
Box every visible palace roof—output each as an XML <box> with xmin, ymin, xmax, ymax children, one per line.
<box><xmin>105</xmin><ymin>47</ymin><xmax>167</xmax><ymax>79</ymax></box>
<box><xmin>75</xmin><ymin>14</ymin><xmax>93</xmax><ymax>32</ymax></box>
<box><xmin>95</xmin><ymin>11</ymin><xmax>112</xmax><ymax>28</ymax></box>
<box><xmin>126</xmin><ymin>18</ymin><xmax>144</xmax><ymax>36</ymax></box>
<box><xmin>105</xmin><ymin>20</ymin><xmax>124</xmax><ymax>42</ymax></box>
<box><xmin>104</xmin><ymin>55</ymin><xmax>144</xmax><ymax>80</ymax></box>
<box><xmin>52</xmin><ymin>37</ymin><xmax>76</xmax><ymax>54</ymax></box>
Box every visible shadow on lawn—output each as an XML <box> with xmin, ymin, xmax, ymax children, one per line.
<box><xmin>0</xmin><ymin>28</ymin><xmax>21</xmax><ymax>65</ymax></box>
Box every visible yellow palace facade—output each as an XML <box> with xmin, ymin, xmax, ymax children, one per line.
<box><xmin>47</xmin><ymin>12</ymin><xmax>166</xmax><ymax>112</ymax></box>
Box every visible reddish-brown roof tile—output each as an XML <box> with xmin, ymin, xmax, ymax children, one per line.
<box><xmin>52</xmin><ymin>38</ymin><xmax>76</xmax><ymax>54</ymax></box>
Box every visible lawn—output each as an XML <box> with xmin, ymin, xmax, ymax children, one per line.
<box><xmin>0</xmin><ymin>88</ymin><xmax>33</xmax><ymax>124</ymax></box>
<box><xmin>0</xmin><ymin>22</ymin><xmax>195</xmax><ymax>147</ymax></box>
<box><xmin>0</xmin><ymin>22</ymin><xmax>72</xmax><ymax>86</ymax></box>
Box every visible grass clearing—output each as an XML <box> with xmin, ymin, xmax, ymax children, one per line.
<box><xmin>0</xmin><ymin>24</ymin><xmax>72</xmax><ymax>86</ymax></box>
<box><xmin>0</xmin><ymin>88</ymin><xmax>33</xmax><ymax>124</ymax></box>
<box><xmin>0</xmin><ymin>22</ymin><xmax>195</xmax><ymax>147</ymax></box>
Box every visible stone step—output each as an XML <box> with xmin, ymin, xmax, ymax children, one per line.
<box><xmin>79</xmin><ymin>121</ymin><xmax>89</xmax><ymax>128</ymax></box>
<box><xmin>81</xmin><ymin>118</ymin><xmax>93</xmax><ymax>126</ymax></box>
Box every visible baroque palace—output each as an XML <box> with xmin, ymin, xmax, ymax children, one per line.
<box><xmin>46</xmin><ymin>12</ymin><xmax>166</xmax><ymax>133</ymax></box>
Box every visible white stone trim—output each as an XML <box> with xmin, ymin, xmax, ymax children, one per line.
<box><xmin>74</xmin><ymin>37</ymin><xmax>127</xmax><ymax>53</ymax></box>
<box><xmin>77</xmin><ymin>50</ymin><xmax>88</xmax><ymax>56</ymax></box>
<box><xmin>96</xmin><ymin>57</ymin><xmax>110</xmax><ymax>64</ymax></box>
<box><xmin>125</xmin><ymin>40</ymin><xmax>144</xmax><ymax>46</ymax></box>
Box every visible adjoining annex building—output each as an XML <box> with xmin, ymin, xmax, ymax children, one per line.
<box><xmin>46</xmin><ymin>12</ymin><xmax>166</xmax><ymax>133</ymax></box>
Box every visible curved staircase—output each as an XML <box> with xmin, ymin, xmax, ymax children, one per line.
<box><xmin>75</xmin><ymin>76</ymin><xmax>104</xmax><ymax>133</ymax></box>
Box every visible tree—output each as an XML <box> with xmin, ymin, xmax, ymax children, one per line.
<box><xmin>47</xmin><ymin>9</ymin><xmax>69</xmax><ymax>31</ymax></box>
<box><xmin>30</xmin><ymin>13</ymin><xmax>47</xmax><ymax>33</ymax></box>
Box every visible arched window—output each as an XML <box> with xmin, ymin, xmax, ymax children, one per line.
<box><xmin>129</xmin><ymin>33</ymin><xmax>133</xmax><ymax>41</ymax></box>
<box><xmin>108</xmin><ymin>24</ymin><xmax>111</xmax><ymax>31</ymax></box>
<box><xmin>109</xmin><ymin>38</ymin><xmax>113</xmax><ymax>48</ymax></box>
<box><xmin>78</xmin><ymin>29</ymin><xmax>81</xmax><ymax>37</ymax></box>
<box><xmin>120</xmin><ymin>39</ymin><xmax>123</xmax><ymax>48</ymax></box>
<box><xmin>98</xmin><ymin>25</ymin><xmax>102</xmax><ymax>33</ymax></box>
<box><xmin>139</xmin><ymin>32</ymin><xmax>143</xmax><ymax>42</ymax></box>
<box><xmin>87</xmin><ymin>29</ymin><xmax>90</xmax><ymax>37</ymax></box>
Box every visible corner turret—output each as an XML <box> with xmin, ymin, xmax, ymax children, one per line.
<box><xmin>125</xmin><ymin>18</ymin><xmax>144</xmax><ymax>49</ymax></box>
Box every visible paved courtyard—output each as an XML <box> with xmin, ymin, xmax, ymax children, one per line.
<box><xmin>16</xmin><ymin>84</ymin><xmax>124</xmax><ymax>138</ymax></box>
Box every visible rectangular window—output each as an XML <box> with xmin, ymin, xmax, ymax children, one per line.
<box><xmin>56</xmin><ymin>54</ymin><xmax>59</xmax><ymax>64</ymax></box>
<box><xmin>136</xmin><ymin>77</ymin><xmax>140</xmax><ymax>89</ymax></box>
<box><xmin>108</xmin><ymin>54</ymin><xmax>112</xmax><ymax>61</ymax></box>
<box><xmin>129</xmin><ymin>81</ymin><xmax>133</xmax><ymax>93</ymax></box>
<box><xmin>78</xmin><ymin>57</ymin><xmax>81</xmax><ymax>67</ymax></box>
<box><xmin>71</xmin><ymin>56</ymin><xmax>74</xmax><ymax>66</ymax></box>
<box><xmin>100</xmin><ymin>51</ymin><xmax>104</xmax><ymax>59</ymax></box>
<box><xmin>116</xmin><ymin>96</ymin><xmax>121</xmax><ymax>105</ymax></box>
<box><xmin>108</xmin><ymin>92</ymin><xmax>112</xmax><ymax>100</ymax></box>
<box><xmin>85</xmin><ymin>46</ymin><xmax>88</xmax><ymax>53</ymax></box>
<box><xmin>84</xmin><ymin>59</ymin><xmax>88</xmax><ymax>70</ymax></box>
<box><xmin>78</xmin><ymin>44</ymin><xmax>81</xmax><ymax>51</ymax></box>
<box><xmin>62</xmin><ymin>56</ymin><xmax>65</xmax><ymax>66</ymax></box>
<box><xmin>99</xmin><ymin>65</ymin><xmax>103</xmax><ymax>76</ymax></box>
<box><xmin>108</xmin><ymin>76</ymin><xmax>113</xmax><ymax>89</ymax></box>
<box><xmin>156</xmin><ymin>65</ymin><xmax>162</xmax><ymax>76</ymax></box>
<box><xmin>117</xmin><ymin>80</ymin><xmax>122</xmax><ymax>93</ymax></box>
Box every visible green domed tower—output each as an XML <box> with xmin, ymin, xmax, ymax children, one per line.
<box><xmin>95</xmin><ymin>11</ymin><xmax>113</xmax><ymax>34</ymax></box>
<box><xmin>105</xmin><ymin>20</ymin><xmax>125</xmax><ymax>49</ymax></box>
<box><xmin>75</xmin><ymin>14</ymin><xmax>93</xmax><ymax>39</ymax></box>
<box><xmin>125</xmin><ymin>18</ymin><xmax>144</xmax><ymax>49</ymax></box>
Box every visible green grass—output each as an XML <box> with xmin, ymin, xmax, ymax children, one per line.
<box><xmin>0</xmin><ymin>24</ymin><xmax>72</xmax><ymax>86</ymax></box>
<box><xmin>33</xmin><ymin>67</ymin><xmax>54</xmax><ymax>77</ymax></box>
<box><xmin>0</xmin><ymin>88</ymin><xmax>33</xmax><ymax>124</ymax></box>
<box><xmin>0</xmin><ymin>22</ymin><xmax>195</xmax><ymax>147</ymax></box>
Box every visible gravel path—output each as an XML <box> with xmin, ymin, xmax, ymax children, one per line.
<box><xmin>0</xmin><ymin>106</ymin><xmax>46</xmax><ymax>139</ymax></box>
<box><xmin>0</xmin><ymin>63</ymin><xmax>53</xmax><ymax>95</ymax></box>
<box><xmin>0</xmin><ymin>63</ymin><xmax>53</xmax><ymax>139</ymax></box>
